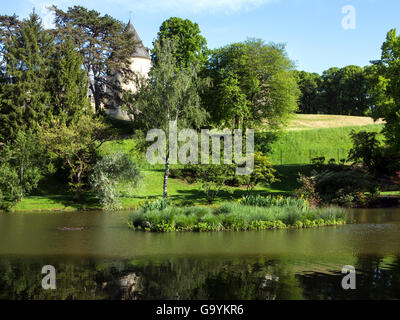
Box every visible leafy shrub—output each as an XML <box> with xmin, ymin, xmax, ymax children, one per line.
<box><xmin>0</xmin><ymin>130</ymin><xmax>46</xmax><ymax>210</ymax></box>
<box><xmin>196</xmin><ymin>164</ymin><xmax>235</xmax><ymax>204</ymax></box>
<box><xmin>348</xmin><ymin>130</ymin><xmax>400</xmax><ymax>175</ymax></box>
<box><xmin>239</xmin><ymin>152</ymin><xmax>277</xmax><ymax>193</ymax></box>
<box><xmin>348</xmin><ymin>130</ymin><xmax>381</xmax><ymax>172</ymax></box>
<box><xmin>297</xmin><ymin>168</ymin><xmax>379</xmax><ymax>207</ymax></box>
<box><xmin>296</xmin><ymin>174</ymin><xmax>322</xmax><ymax>207</ymax></box>
<box><xmin>90</xmin><ymin>152</ymin><xmax>142</xmax><ymax>210</ymax></box>
<box><xmin>171</xmin><ymin>152</ymin><xmax>277</xmax><ymax>197</ymax></box>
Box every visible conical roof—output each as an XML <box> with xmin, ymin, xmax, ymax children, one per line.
<box><xmin>126</xmin><ymin>20</ymin><xmax>151</xmax><ymax>59</ymax></box>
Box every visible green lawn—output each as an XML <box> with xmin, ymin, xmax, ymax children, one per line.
<box><xmin>7</xmin><ymin>117</ymin><xmax>387</xmax><ymax>212</ymax></box>
<box><xmin>267</xmin><ymin>124</ymin><xmax>384</xmax><ymax>165</ymax></box>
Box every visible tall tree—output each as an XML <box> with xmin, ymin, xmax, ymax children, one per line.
<box><xmin>51</xmin><ymin>5</ymin><xmax>138</xmax><ymax>112</ymax></box>
<box><xmin>0</xmin><ymin>12</ymin><xmax>53</xmax><ymax>143</ymax></box>
<box><xmin>204</xmin><ymin>39</ymin><xmax>299</xmax><ymax>129</ymax></box>
<box><xmin>320</xmin><ymin>67</ymin><xmax>341</xmax><ymax>114</ymax></box>
<box><xmin>295</xmin><ymin>71</ymin><xmax>323</xmax><ymax>114</ymax></box>
<box><xmin>371</xmin><ymin>29</ymin><xmax>400</xmax><ymax>150</ymax></box>
<box><xmin>338</xmin><ymin>65</ymin><xmax>368</xmax><ymax>116</ymax></box>
<box><xmin>48</xmin><ymin>37</ymin><xmax>90</xmax><ymax>124</ymax></box>
<box><xmin>318</xmin><ymin>66</ymin><xmax>369</xmax><ymax>116</ymax></box>
<box><xmin>153</xmin><ymin>17</ymin><xmax>208</xmax><ymax>70</ymax></box>
<box><xmin>130</xmin><ymin>38</ymin><xmax>207</xmax><ymax>198</ymax></box>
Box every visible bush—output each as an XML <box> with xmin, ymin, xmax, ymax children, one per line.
<box><xmin>348</xmin><ymin>130</ymin><xmax>381</xmax><ymax>172</ymax></box>
<box><xmin>196</xmin><ymin>164</ymin><xmax>235</xmax><ymax>204</ymax></box>
<box><xmin>348</xmin><ymin>130</ymin><xmax>400</xmax><ymax>175</ymax></box>
<box><xmin>297</xmin><ymin>168</ymin><xmax>379</xmax><ymax>207</ymax></box>
<box><xmin>90</xmin><ymin>152</ymin><xmax>142</xmax><ymax>210</ymax></box>
<box><xmin>239</xmin><ymin>152</ymin><xmax>277</xmax><ymax>193</ymax></box>
<box><xmin>170</xmin><ymin>152</ymin><xmax>278</xmax><ymax>196</ymax></box>
<box><xmin>0</xmin><ymin>130</ymin><xmax>46</xmax><ymax>210</ymax></box>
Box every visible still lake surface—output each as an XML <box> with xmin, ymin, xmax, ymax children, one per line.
<box><xmin>0</xmin><ymin>209</ymin><xmax>399</xmax><ymax>300</ymax></box>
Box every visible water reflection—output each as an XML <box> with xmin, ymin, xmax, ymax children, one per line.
<box><xmin>1</xmin><ymin>208</ymin><xmax>400</xmax><ymax>300</ymax></box>
<box><xmin>1</xmin><ymin>255</ymin><xmax>399</xmax><ymax>300</ymax></box>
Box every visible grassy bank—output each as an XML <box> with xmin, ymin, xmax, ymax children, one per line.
<box><xmin>128</xmin><ymin>198</ymin><xmax>347</xmax><ymax>232</ymax></box>
<box><xmin>267</xmin><ymin>124</ymin><xmax>384</xmax><ymax>165</ymax></box>
<box><xmin>5</xmin><ymin>116</ymin><xmax>385</xmax><ymax>212</ymax></box>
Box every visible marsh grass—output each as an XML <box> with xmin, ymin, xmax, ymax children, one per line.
<box><xmin>128</xmin><ymin>200</ymin><xmax>347</xmax><ymax>232</ymax></box>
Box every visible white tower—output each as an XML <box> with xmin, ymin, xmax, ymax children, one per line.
<box><xmin>106</xmin><ymin>21</ymin><xmax>152</xmax><ymax>120</ymax></box>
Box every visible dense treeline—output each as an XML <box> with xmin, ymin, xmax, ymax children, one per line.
<box><xmin>295</xmin><ymin>65</ymin><xmax>376</xmax><ymax>116</ymax></box>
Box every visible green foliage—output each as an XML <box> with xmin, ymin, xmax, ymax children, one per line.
<box><xmin>40</xmin><ymin>115</ymin><xmax>111</xmax><ymax>202</ymax></box>
<box><xmin>348</xmin><ymin>130</ymin><xmax>400</xmax><ymax>175</ymax></box>
<box><xmin>296</xmin><ymin>66</ymin><xmax>371</xmax><ymax>116</ymax></box>
<box><xmin>370</xmin><ymin>29</ymin><xmax>400</xmax><ymax>151</ymax></box>
<box><xmin>295</xmin><ymin>71</ymin><xmax>323</xmax><ymax>114</ymax></box>
<box><xmin>204</xmin><ymin>39</ymin><xmax>299</xmax><ymax>129</ymax></box>
<box><xmin>0</xmin><ymin>130</ymin><xmax>45</xmax><ymax>210</ymax></box>
<box><xmin>297</xmin><ymin>168</ymin><xmax>380</xmax><ymax>207</ymax></box>
<box><xmin>140</xmin><ymin>197</ymin><xmax>171</xmax><ymax>212</ymax></box>
<box><xmin>132</xmin><ymin>38</ymin><xmax>208</xmax><ymax>132</ymax></box>
<box><xmin>49</xmin><ymin>37</ymin><xmax>90</xmax><ymax>124</ymax></box>
<box><xmin>348</xmin><ymin>130</ymin><xmax>381</xmax><ymax>171</ymax></box>
<box><xmin>0</xmin><ymin>12</ymin><xmax>54</xmax><ymax>142</ymax></box>
<box><xmin>128</xmin><ymin>201</ymin><xmax>347</xmax><ymax>233</ymax></box>
<box><xmin>128</xmin><ymin>37</ymin><xmax>208</xmax><ymax>198</ymax></box>
<box><xmin>51</xmin><ymin>5</ymin><xmax>137</xmax><ymax>111</ymax></box>
<box><xmin>195</xmin><ymin>164</ymin><xmax>235</xmax><ymax>204</ymax></box>
<box><xmin>240</xmin><ymin>152</ymin><xmax>277</xmax><ymax>193</ymax></box>
<box><xmin>0</xmin><ymin>161</ymin><xmax>21</xmax><ymax>210</ymax></box>
<box><xmin>171</xmin><ymin>152</ymin><xmax>277</xmax><ymax>197</ymax></box>
<box><xmin>154</xmin><ymin>17</ymin><xmax>208</xmax><ymax>70</ymax></box>
<box><xmin>240</xmin><ymin>194</ymin><xmax>309</xmax><ymax>211</ymax></box>
<box><xmin>90</xmin><ymin>152</ymin><xmax>142</xmax><ymax>210</ymax></box>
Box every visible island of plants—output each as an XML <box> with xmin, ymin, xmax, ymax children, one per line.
<box><xmin>128</xmin><ymin>195</ymin><xmax>347</xmax><ymax>232</ymax></box>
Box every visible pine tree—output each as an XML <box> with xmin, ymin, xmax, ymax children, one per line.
<box><xmin>51</xmin><ymin>5</ymin><xmax>138</xmax><ymax>112</ymax></box>
<box><xmin>49</xmin><ymin>37</ymin><xmax>90</xmax><ymax>124</ymax></box>
<box><xmin>0</xmin><ymin>12</ymin><xmax>54</xmax><ymax>143</ymax></box>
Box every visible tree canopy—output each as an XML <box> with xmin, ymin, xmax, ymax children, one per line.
<box><xmin>370</xmin><ymin>28</ymin><xmax>400</xmax><ymax>150</ymax></box>
<box><xmin>50</xmin><ymin>5</ymin><xmax>138</xmax><ymax>112</ymax></box>
<box><xmin>204</xmin><ymin>39</ymin><xmax>299</xmax><ymax>129</ymax></box>
<box><xmin>153</xmin><ymin>17</ymin><xmax>208</xmax><ymax>70</ymax></box>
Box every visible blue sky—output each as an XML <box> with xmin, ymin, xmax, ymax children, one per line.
<box><xmin>2</xmin><ymin>0</ymin><xmax>400</xmax><ymax>73</ymax></box>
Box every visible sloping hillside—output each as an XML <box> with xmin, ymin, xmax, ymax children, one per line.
<box><xmin>288</xmin><ymin>114</ymin><xmax>384</xmax><ymax>130</ymax></box>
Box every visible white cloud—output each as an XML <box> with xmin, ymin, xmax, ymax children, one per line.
<box><xmin>27</xmin><ymin>0</ymin><xmax>276</xmax><ymax>20</ymax></box>
<box><xmin>27</xmin><ymin>0</ymin><xmax>59</xmax><ymax>28</ymax></box>
<box><xmin>128</xmin><ymin>0</ymin><xmax>275</xmax><ymax>13</ymax></box>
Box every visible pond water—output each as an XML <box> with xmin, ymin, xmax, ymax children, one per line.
<box><xmin>0</xmin><ymin>209</ymin><xmax>400</xmax><ymax>300</ymax></box>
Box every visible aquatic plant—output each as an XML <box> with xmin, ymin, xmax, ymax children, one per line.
<box><xmin>128</xmin><ymin>201</ymin><xmax>347</xmax><ymax>233</ymax></box>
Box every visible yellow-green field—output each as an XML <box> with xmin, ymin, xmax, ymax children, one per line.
<box><xmin>287</xmin><ymin>114</ymin><xmax>384</xmax><ymax>130</ymax></box>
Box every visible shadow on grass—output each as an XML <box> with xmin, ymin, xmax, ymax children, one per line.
<box><xmin>21</xmin><ymin>165</ymin><xmax>317</xmax><ymax>211</ymax></box>
<box><xmin>124</xmin><ymin>165</ymin><xmax>317</xmax><ymax>206</ymax></box>
<box><xmin>271</xmin><ymin>164</ymin><xmax>314</xmax><ymax>192</ymax></box>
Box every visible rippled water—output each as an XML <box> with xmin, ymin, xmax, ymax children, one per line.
<box><xmin>0</xmin><ymin>208</ymin><xmax>399</xmax><ymax>300</ymax></box>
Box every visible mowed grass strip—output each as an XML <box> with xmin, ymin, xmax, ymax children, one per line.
<box><xmin>287</xmin><ymin>114</ymin><xmax>384</xmax><ymax>130</ymax></box>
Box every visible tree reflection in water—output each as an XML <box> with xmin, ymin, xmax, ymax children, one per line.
<box><xmin>0</xmin><ymin>255</ymin><xmax>399</xmax><ymax>300</ymax></box>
